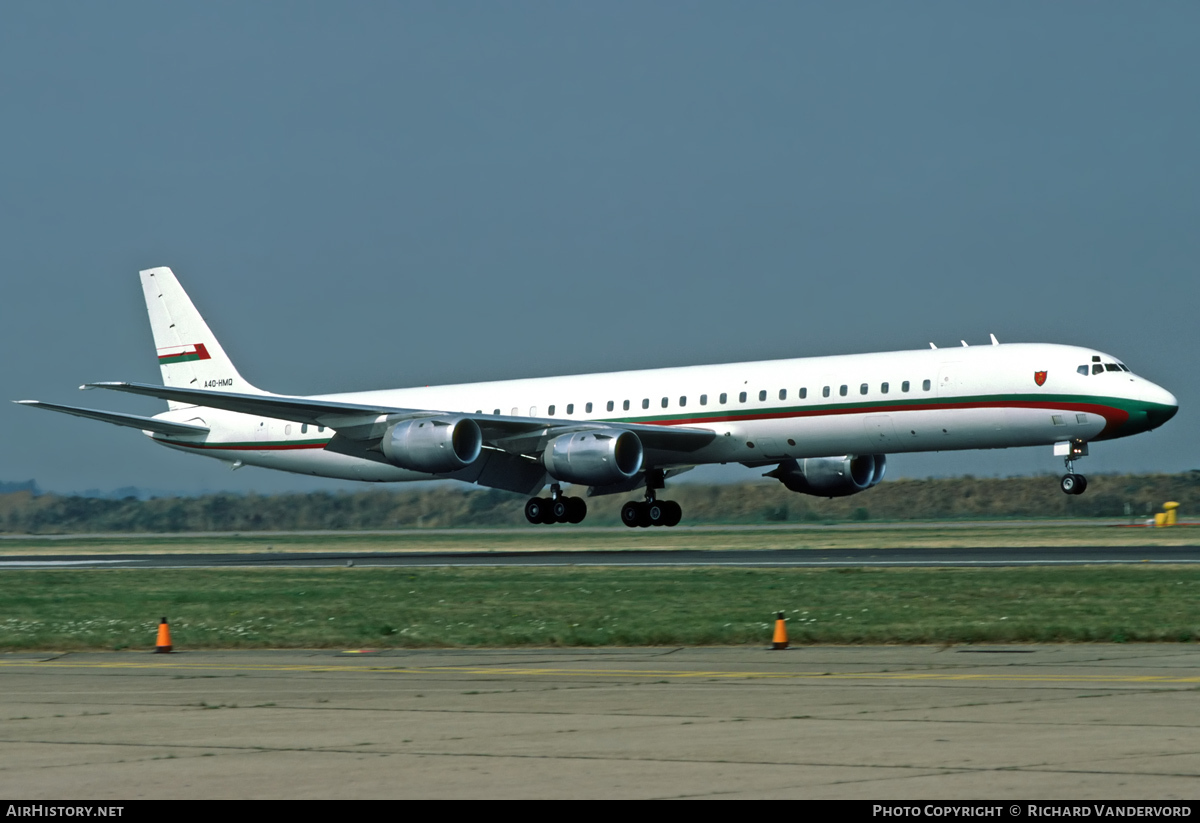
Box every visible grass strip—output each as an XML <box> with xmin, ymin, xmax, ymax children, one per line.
<box><xmin>0</xmin><ymin>566</ymin><xmax>1197</xmax><ymax>650</ymax></box>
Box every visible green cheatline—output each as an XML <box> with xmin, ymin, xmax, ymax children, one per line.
<box><xmin>597</xmin><ymin>391</ymin><xmax>1166</xmax><ymax>425</ymax></box>
<box><xmin>0</xmin><ymin>566</ymin><xmax>1196</xmax><ymax>650</ymax></box>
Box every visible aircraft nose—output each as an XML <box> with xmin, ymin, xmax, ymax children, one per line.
<box><xmin>1141</xmin><ymin>383</ymin><xmax>1178</xmax><ymax>430</ymax></box>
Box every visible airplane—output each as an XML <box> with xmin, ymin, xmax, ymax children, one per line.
<box><xmin>17</xmin><ymin>267</ymin><xmax>1178</xmax><ymax>527</ymax></box>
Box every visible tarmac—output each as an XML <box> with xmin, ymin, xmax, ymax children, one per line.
<box><xmin>0</xmin><ymin>644</ymin><xmax>1197</xmax><ymax>799</ymax></box>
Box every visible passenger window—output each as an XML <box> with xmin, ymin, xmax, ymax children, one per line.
<box><xmin>1093</xmin><ymin>364</ymin><xmax>1103</xmax><ymax>375</ymax></box>
<box><xmin>799</xmin><ymin>387</ymin><xmax>807</xmax><ymax>399</ymax></box>
<box><xmin>623</xmin><ymin>400</ymin><xmax>630</xmax><ymax>411</ymax></box>
<box><xmin>642</xmin><ymin>398</ymin><xmax>649</xmax><ymax>409</ymax></box>
<box><xmin>566</xmin><ymin>404</ymin><xmax>574</xmax><ymax>414</ymax></box>
<box><xmin>586</xmin><ymin>402</ymin><xmax>593</xmax><ymax>413</ymax></box>
<box><xmin>679</xmin><ymin>396</ymin><xmax>686</xmax><ymax>407</ymax></box>
<box><xmin>901</xmin><ymin>381</ymin><xmax>910</xmax><ymax>393</ymax></box>
<box><xmin>922</xmin><ymin>380</ymin><xmax>931</xmax><ymax>391</ymax></box>
<box><xmin>661</xmin><ymin>397</ymin><xmax>669</xmax><ymax>408</ymax></box>
<box><xmin>606</xmin><ymin>401</ymin><xmax>613</xmax><ymax>412</ymax></box>
<box><xmin>860</xmin><ymin>383</ymin><xmax>868</xmax><ymax>395</ymax></box>
<box><xmin>758</xmin><ymin>390</ymin><xmax>767</xmax><ymax>401</ymax></box>
<box><xmin>739</xmin><ymin>392</ymin><xmax>747</xmax><ymax>403</ymax></box>
<box><xmin>301</xmin><ymin>424</ymin><xmax>308</xmax><ymax>434</ymax></box>
<box><xmin>493</xmin><ymin>409</ymin><xmax>500</xmax><ymax>415</ymax></box>
<box><xmin>318</xmin><ymin>426</ymin><xmax>325</xmax><ymax>433</ymax></box>
<box><xmin>822</xmin><ymin>386</ymin><xmax>830</xmax><ymax>398</ymax></box>
<box><xmin>285</xmin><ymin>424</ymin><xmax>292</xmax><ymax>435</ymax></box>
<box><xmin>700</xmin><ymin>394</ymin><xmax>708</xmax><ymax>406</ymax></box>
<box><xmin>548</xmin><ymin>405</ymin><xmax>555</xmax><ymax>416</ymax></box>
<box><xmin>1077</xmin><ymin>365</ymin><xmax>1089</xmax><ymax>376</ymax></box>
<box><xmin>839</xmin><ymin>385</ymin><xmax>848</xmax><ymax>397</ymax></box>
<box><xmin>719</xmin><ymin>393</ymin><xmax>727</xmax><ymax>404</ymax></box>
<box><xmin>511</xmin><ymin>407</ymin><xmax>518</xmax><ymax>416</ymax></box>
<box><xmin>779</xmin><ymin>389</ymin><xmax>787</xmax><ymax>400</ymax></box>
<box><xmin>881</xmin><ymin>382</ymin><xmax>889</xmax><ymax>394</ymax></box>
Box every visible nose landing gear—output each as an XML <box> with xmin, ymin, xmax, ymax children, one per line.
<box><xmin>1057</xmin><ymin>439</ymin><xmax>1089</xmax><ymax>495</ymax></box>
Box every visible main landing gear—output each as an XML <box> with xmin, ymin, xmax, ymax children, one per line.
<box><xmin>620</xmin><ymin>469</ymin><xmax>683</xmax><ymax>528</ymax></box>
<box><xmin>525</xmin><ymin>484</ymin><xmax>587</xmax><ymax>525</ymax></box>
<box><xmin>1057</xmin><ymin>439</ymin><xmax>1089</xmax><ymax>496</ymax></box>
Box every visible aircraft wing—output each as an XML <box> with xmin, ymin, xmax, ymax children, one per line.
<box><xmin>82</xmin><ymin>381</ymin><xmax>717</xmax><ymax>453</ymax></box>
<box><xmin>14</xmin><ymin>400</ymin><xmax>211</xmax><ymax>436</ymax></box>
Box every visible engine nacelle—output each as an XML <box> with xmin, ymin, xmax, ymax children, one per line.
<box><xmin>381</xmin><ymin>416</ymin><xmax>482</xmax><ymax>474</ymax></box>
<box><xmin>543</xmin><ymin>430</ymin><xmax>643</xmax><ymax>486</ymax></box>
<box><xmin>766</xmin><ymin>454</ymin><xmax>887</xmax><ymax>497</ymax></box>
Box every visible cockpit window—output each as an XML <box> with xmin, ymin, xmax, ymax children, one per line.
<box><xmin>1105</xmin><ymin>363</ymin><xmax>1121</xmax><ymax>372</ymax></box>
<box><xmin>1120</xmin><ymin>364</ymin><xmax>1130</xmax><ymax>372</ymax></box>
<box><xmin>1077</xmin><ymin>365</ymin><xmax>1088</xmax><ymax>376</ymax></box>
<box><xmin>1092</xmin><ymin>364</ymin><xmax>1104</xmax><ymax>375</ymax></box>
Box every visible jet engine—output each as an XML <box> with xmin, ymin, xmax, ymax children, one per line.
<box><xmin>765</xmin><ymin>454</ymin><xmax>887</xmax><ymax>497</ymax></box>
<box><xmin>543</xmin><ymin>430</ymin><xmax>643</xmax><ymax>486</ymax></box>
<box><xmin>381</xmin><ymin>416</ymin><xmax>482</xmax><ymax>474</ymax></box>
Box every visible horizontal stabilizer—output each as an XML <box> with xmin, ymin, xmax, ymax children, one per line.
<box><xmin>14</xmin><ymin>400</ymin><xmax>210</xmax><ymax>436</ymax></box>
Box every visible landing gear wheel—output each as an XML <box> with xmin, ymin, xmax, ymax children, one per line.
<box><xmin>647</xmin><ymin>501</ymin><xmax>668</xmax><ymax>527</ymax></box>
<box><xmin>663</xmin><ymin>500</ymin><xmax>682</xmax><ymax>527</ymax></box>
<box><xmin>566</xmin><ymin>497</ymin><xmax>587</xmax><ymax>524</ymax></box>
<box><xmin>1060</xmin><ymin>474</ymin><xmax>1087</xmax><ymax>495</ymax></box>
<box><xmin>525</xmin><ymin>498</ymin><xmax>548</xmax><ymax>524</ymax></box>
<box><xmin>551</xmin><ymin>498</ymin><xmax>570</xmax><ymax>523</ymax></box>
<box><xmin>621</xmin><ymin>501</ymin><xmax>644</xmax><ymax>528</ymax></box>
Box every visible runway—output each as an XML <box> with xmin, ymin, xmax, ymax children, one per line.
<box><xmin>1</xmin><ymin>645</ymin><xmax>1197</xmax><ymax>799</ymax></box>
<box><xmin>2</xmin><ymin>545</ymin><xmax>1200</xmax><ymax>569</ymax></box>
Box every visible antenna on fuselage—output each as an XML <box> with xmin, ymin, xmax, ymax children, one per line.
<box><xmin>929</xmin><ymin>342</ymin><xmax>937</xmax><ymax>349</ymax></box>
<box><xmin>990</xmin><ymin>333</ymin><xmax>1000</xmax><ymax>345</ymax></box>
<box><xmin>961</xmin><ymin>340</ymin><xmax>969</xmax><ymax>347</ymax></box>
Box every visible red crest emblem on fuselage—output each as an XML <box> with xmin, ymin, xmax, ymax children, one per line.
<box><xmin>1034</xmin><ymin>371</ymin><xmax>1047</xmax><ymax>387</ymax></box>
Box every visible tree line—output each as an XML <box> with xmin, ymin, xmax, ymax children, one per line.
<box><xmin>1</xmin><ymin>473</ymin><xmax>1197</xmax><ymax>533</ymax></box>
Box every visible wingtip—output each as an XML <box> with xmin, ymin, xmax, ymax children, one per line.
<box><xmin>14</xmin><ymin>400</ymin><xmax>37</xmax><ymax>405</ymax></box>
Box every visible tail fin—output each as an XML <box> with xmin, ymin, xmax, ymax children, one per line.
<box><xmin>139</xmin><ymin>267</ymin><xmax>265</xmax><ymax>409</ymax></box>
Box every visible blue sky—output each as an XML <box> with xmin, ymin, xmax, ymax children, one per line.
<box><xmin>2</xmin><ymin>3</ymin><xmax>1197</xmax><ymax>495</ymax></box>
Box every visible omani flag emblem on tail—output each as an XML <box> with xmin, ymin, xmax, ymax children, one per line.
<box><xmin>157</xmin><ymin>343</ymin><xmax>212</xmax><ymax>365</ymax></box>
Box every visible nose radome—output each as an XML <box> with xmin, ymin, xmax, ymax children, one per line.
<box><xmin>1142</xmin><ymin>383</ymin><xmax>1179</xmax><ymax>429</ymax></box>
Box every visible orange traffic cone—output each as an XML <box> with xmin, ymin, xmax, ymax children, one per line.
<box><xmin>771</xmin><ymin>611</ymin><xmax>788</xmax><ymax>650</ymax></box>
<box><xmin>155</xmin><ymin>617</ymin><xmax>173</xmax><ymax>654</ymax></box>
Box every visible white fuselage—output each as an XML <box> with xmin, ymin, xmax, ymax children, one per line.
<box><xmin>151</xmin><ymin>342</ymin><xmax>1177</xmax><ymax>483</ymax></box>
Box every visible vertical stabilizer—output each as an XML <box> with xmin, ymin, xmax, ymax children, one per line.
<box><xmin>140</xmin><ymin>267</ymin><xmax>265</xmax><ymax>409</ymax></box>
